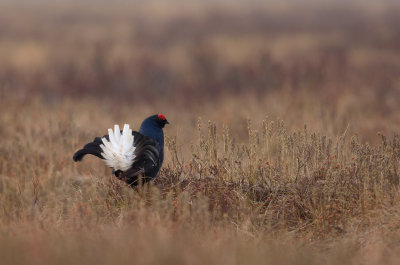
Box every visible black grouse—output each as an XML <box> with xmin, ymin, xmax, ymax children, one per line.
<box><xmin>73</xmin><ymin>114</ymin><xmax>169</xmax><ymax>186</ymax></box>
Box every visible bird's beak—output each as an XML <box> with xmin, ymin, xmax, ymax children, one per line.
<box><xmin>165</xmin><ymin>120</ymin><xmax>170</xmax><ymax>124</ymax></box>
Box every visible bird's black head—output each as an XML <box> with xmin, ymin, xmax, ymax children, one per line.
<box><xmin>150</xmin><ymin>114</ymin><xmax>169</xmax><ymax>128</ymax></box>
<box><xmin>139</xmin><ymin>114</ymin><xmax>169</xmax><ymax>145</ymax></box>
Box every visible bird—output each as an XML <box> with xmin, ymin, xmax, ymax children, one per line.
<box><xmin>73</xmin><ymin>114</ymin><xmax>169</xmax><ymax>186</ymax></box>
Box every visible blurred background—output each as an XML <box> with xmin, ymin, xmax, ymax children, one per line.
<box><xmin>1</xmin><ymin>0</ymin><xmax>400</xmax><ymax>141</ymax></box>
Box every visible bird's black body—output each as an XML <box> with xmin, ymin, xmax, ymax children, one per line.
<box><xmin>73</xmin><ymin>114</ymin><xmax>169</xmax><ymax>186</ymax></box>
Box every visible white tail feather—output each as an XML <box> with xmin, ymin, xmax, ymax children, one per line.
<box><xmin>100</xmin><ymin>124</ymin><xmax>136</xmax><ymax>171</ymax></box>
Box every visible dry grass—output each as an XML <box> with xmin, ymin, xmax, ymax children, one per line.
<box><xmin>1</xmin><ymin>96</ymin><xmax>400</xmax><ymax>264</ymax></box>
<box><xmin>1</xmin><ymin>0</ymin><xmax>400</xmax><ymax>264</ymax></box>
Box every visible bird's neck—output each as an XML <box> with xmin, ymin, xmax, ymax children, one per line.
<box><xmin>139</xmin><ymin>125</ymin><xmax>164</xmax><ymax>147</ymax></box>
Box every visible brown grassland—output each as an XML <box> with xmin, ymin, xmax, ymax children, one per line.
<box><xmin>1</xmin><ymin>0</ymin><xmax>400</xmax><ymax>264</ymax></box>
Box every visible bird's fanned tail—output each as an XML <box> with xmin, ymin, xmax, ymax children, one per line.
<box><xmin>73</xmin><ymin>124</ymin><xmax>137</xmax><ymax>171</ymax></box>
<box><xmin>100</xmin><ymin>124</ymin><xmax>136</xmax><ymax>171</ymax></box>
<box><xmin>73</xmin><ymin>137</ymin><xmax>104</xmax><ymax>162</ymax></box>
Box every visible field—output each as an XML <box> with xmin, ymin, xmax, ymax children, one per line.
<box><xmin>1</xmin><ymin>0</ymin><xmax>400</xmax><ymax>264</ymax></box>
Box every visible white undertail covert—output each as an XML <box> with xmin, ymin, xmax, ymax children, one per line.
<box><xmin>100</xmin><ymin>124</ymin><xmax>136</xmax><ymax>171</ymax></box>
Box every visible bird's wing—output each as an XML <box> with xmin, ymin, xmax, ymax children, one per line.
<box><xmin>116</xmin><ymin>131</ymin><xmax>162</xmax><ymax>186</ymax></box>
<box><xmin>131</xmin><ymin>131</ymin><xmax>161</xmax><ymax>167</ymax></box>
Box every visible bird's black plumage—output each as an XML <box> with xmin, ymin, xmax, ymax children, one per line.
<box><xmin>73</xmin><ymin>114</ymin><xmax>169</xmax><ymax>186</ymax></box>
